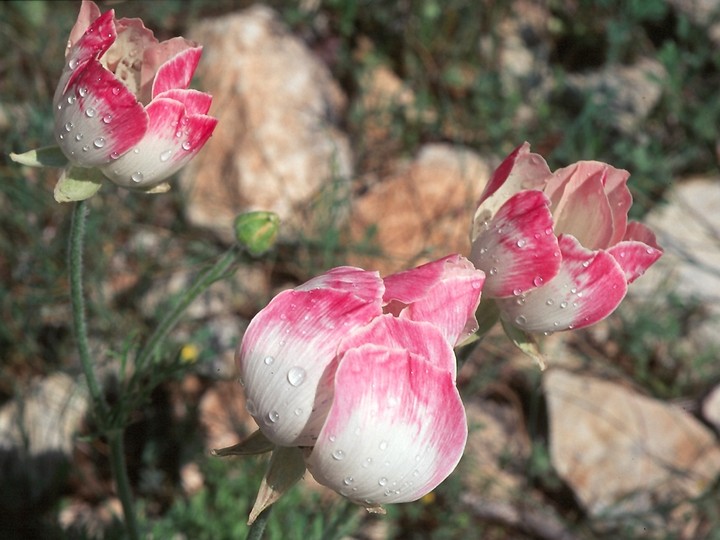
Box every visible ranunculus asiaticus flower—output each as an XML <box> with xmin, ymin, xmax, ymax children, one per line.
<box><xmin>237</xmin><ymin>255</ymin><xmax>484</xmax><ymax>505</ymax></box>
<box><xmin>470</xmin><ymin>142</ymin><xmax>662</xmax><ymax>333</ymax></box>
<box><xmin>53</xmin><ymin>0</ymin><xmax>217</xmax><ymax>190</ymax></box>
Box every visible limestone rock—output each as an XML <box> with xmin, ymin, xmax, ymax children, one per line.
<box><xmin>703</xmin><ymin>383</ymin><xmax>720</xmax><ymax>434</ymax></box>
<box><xmin>544</xmin><ymin>369</ymin><xmax>720</xmax><ymax>529</ymax></box>
<box><xmin>182</xmin><ymin>5</ymin><xmax>353</xmax><ymax>242</ymax></box>
<box><xmin>349</xmin><ymin>143</ymin><xmax>489</xmax><ymax>275</ymax></box>
<box><xmin>631</xmin><ymin>176</ymin><xmax>720</xmax><ymax>347</ymax></box>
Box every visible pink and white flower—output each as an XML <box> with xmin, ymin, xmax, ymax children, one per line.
<box><xmin>470</xmin><ymin>142</ymin><xmax>662</xmax><ymax>333</ymax></box>
<box><xmin>237</xmin><ymin>255</ymin><xmax>484</xmax><ymax>505</ymax></box>
<box><xmin>53</xmin><ymin>0</ymin><xmax>217</xmax><ymax>190</ymax></box>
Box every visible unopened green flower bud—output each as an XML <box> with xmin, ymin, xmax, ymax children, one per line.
<box><xmin>234</xmin><ymin>211</ymin><xmax>280</xmax><ymax>256</ymax></box>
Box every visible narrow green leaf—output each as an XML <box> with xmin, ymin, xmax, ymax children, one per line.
<box><xmin>54</xmin><ymin>166</ymin><xmax>104</xmax><ymax>203</ymax></box>
<box><xmin>212</xmin><ymin>429</ymin><xmax>275</xmax><ymax>457</ymax></box>
<box><xmin>10</xmin><ymin>145</ymin><xmax>68</xmax><ymax>168</ymax></box>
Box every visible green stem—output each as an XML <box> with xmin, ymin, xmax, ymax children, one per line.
<box><xmin>246</xmin><ymin>506</ymin><xmax>272</xmax><ymax>540</ymax></box>
<box><xmin>69</xmin><ymin>200</ymin><xmax>140</xmax><ymax>540</ymax></box>
<box><xmin>69</xmin><ymin>200</ymin><xmax>109</xmax><ymax>419</ymax></box>
<box><xmin>108</xmin><ymin>430</ymin><xmax>140</xmax><ymax>540</ymax></box>
<box><xmin>135</xmin><ymin>244</ymin><xmax>242</xmax><ymax>367</ymax></box>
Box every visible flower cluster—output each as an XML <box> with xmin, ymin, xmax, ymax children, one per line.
<box><xmin>53</xmin><ymin>0</ymin><xmax>216</xmax><ymax>193</ymax></box>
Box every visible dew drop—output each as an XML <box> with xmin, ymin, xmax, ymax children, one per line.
<box><xmin>544</xmin><ymin>227</ymin><xmax>553</xmax><ymax>235</ymax></box>
<box><xmin>181</xmin><ymin>141</ymin><xmax>192</xmax><ymax>151</ymax></box>
<box><xmin>343</xmin><ymin>477</ymin><xmax>354</xmax><ymax>486</ymax></box>
<box><xmin>85</xmin><ymin>107</ymin><xmax>96</xmax><ymax>118</ymax></box>
<box><xmin>533</xmin><ymin>276</ymin><xmax>544</xmax><ymax>287</ymax></box>
<box><xmin>110</xmin><ymin>151</ymin><xmax>120</xmax><ymax>160</ymax></box>
<box><xmin>378</xmin><ymin>477</ymin><xmax>388</xmax><ymax>487</ymax></box>
<box><xmin>379</xmin><ymin>440</ymin><xmax>388</xmax><ymax>451</ymax></box>
<box><xmin>489</xmin><ymin>267</ymin><xmax>498</xmax><ymax>276</ymax></box>
<box><xmin>559</xmin><ymin>301</ymin><xmax>568</xmax><ymax>309</ymax></box>
<box><xmin>58</xmin><ymin>133</ymin><xmax>65</xmax><ymax>140</ymax></box>
<box><xmin>111</xmin><ymin>86</ymin><xmax>121</xmax><ymax>96</ymax></box>
<box><xmin>81</xmin><ymin>145</ymin><xmax>90</xmax><ymax>152</ymax></box>
<box><xmin>554</xmin><ymin>321</ymin><xmax>560</xmax><ymax>327</ymax></box>
<box><xmin>74</xmin><ymin>133</ymin><xmax>83</xmax><ymax>141</ymax></box>
<box><xmin>159</xmin><ymin>149</ymin><xmax>173</xmax><ymax>162</ymax></box>
<box><xmin>93</xmin><ymin>137</ymin><xmax>105</xmax><ymax>149</ymax></box>
<box><xmin>67</xmin><ymin>95</ymin><xmax>76</xmax><ymax>105</ymax></box>
<box><xmin>102</xmin><ymin>114</ymin><xmax>112</xmax><ymax>124</ymax></box>
<box><xmin>267</xmin><ymin>410</ymin><xmax>279</xmax><ymax>423</ymax></box>
<box><xmin>516</xmin><ymin>239</ymin><xmax>526</xmax><ymax>248</ymax></box>
<box><xmin>64</xmin><ymin>121</ymin><xmax>74</xmax><ymax>132</ymax></box>
<box><xmin>582</xmin><ymin>260</ymin><xmax>591</xmax><ymax>268</ymax></box>
<box><xmin>133</xmin><ymin>148</ymin><xmax>140</xmax><ymax>154</ymax></box>
<box><xmin>68</xmin><ymin>58</ymin><xmax>78</xmax><ymax>70</ymax></box>
<box><xmin>332</xmin><ymin>449</ymin><xmax>345</xmax><ymax>461</ymax></box>
<box><xmin>362</xmin><ymin>457</ymin><xmax>373</xmax><ymax>468</ymax></box>
<box><xmin>545</xmin><ymin>298</ymin><xmax>554</xmax><ymax>306</ymax></box>
<box><xmin>570</xmin><ymin>287</ymin><xmax>577</xmax><ymax>294</ymax></box>
<box><xmin>263</xmin><ymin>355</ymin><xmax>275</xmax><ymax>366</ymax></box>
<box><xmin>515</xmin><ymin>315</ymin><xmax>527</xmax><ymax>326</ymax></box>
<box><xmin>130</xmin><ymin>171</ymin><xmax>144</xmax><ymax>183</ymax></box>
<box><xmin>78</xmin><ymin>86</ymin><xmax>88</xmax><ymax>97</ymax></box>
<box><xmin>293</xmin><ymin>407</ymin><xmax>303</xmax><ymax>416</ymax></box>
<box><xmin>287</xmin><ymin>366</ymin><xmax>306</xmax><ymax>387</ymax></box>
<box><xmin>512</xmin><ymin>288</ymin><xmax>523</xmax><ymax>296</ymax></box>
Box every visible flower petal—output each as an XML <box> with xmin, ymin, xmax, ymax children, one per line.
<box><xmin>156</xmin><ymin>88</ymin><xmax>212</xmax><ymax>115</ymax></box>
<box><xmin>383</xmin><ymin>255</ymin><xmax>484</xmax><ymax>346</ymax></box>
<box><xmin>607</xmin><ymin>222</ymin><xmax>663</xmax><ymax>283</ymax></box>
<box><xmin>306</xmin><ymin>319</ymin><xmax>466</xmax><ymax>505</ymax></box>
<box><xmin>496</xmin><ymin>235</ymin><xmax>628</xmax><ymax>332</ymax></box>
<box><xmin>100</xmin><ymin>96</ymin><xmax>216</xmax><ymax>188</ymax></box>
<box><xmin>151</xmin><ymin>45</ymin><xmax>203</xmax><ymax>99</ymax></box>
<box><xmin>470</xmin><ymin>190</ymin><xmax>561</xmax><ymax>298</ymax></box>
<box><xmin>546</xmin><ymin>162</ymin><xmax>615</xmax><ymax>250</ymax></box>
<box><xmin>54</xmin><ymin>9</ymin><xmax>116</xmax><ymax>107</ymax></box>
<box><xmin>54</xmin><ymin>59</ymin><xmax>148</xmax><ymax>167</ymax></box>
<box><xmin>237</xmin><ymin>269</ymin><xmax>384</xmax><ymax>447</ymax></box>
<box><xmin>601</xmin><ymin>165</ymin><xmax>633</xmax><ymax>246</ymax></box>
<box><xmin>472</xmin><ymin>142</ymin><xmax>552</xmax><ymax>237</ymax></box>
<box><xmin>65</xmin><ymin>1</ymin><xmax>103</xmax><ymax>57</ymax></box>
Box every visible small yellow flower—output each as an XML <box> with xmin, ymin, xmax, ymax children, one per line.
<box><xmin>180</xmin><ymin>343</ymin><xmax>200</xmax><ymax>363</ymax></box>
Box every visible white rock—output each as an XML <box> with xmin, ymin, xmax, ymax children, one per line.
<box><xmin>703</xmin><ymin>384</ymin><xmax>720</xmax><ymax>434</ymax></box>
<box><xmin>182</xmin><ymin>5</ymin><xmax>352</xmax><ymax>242</ymax></box>
<box><xmin>545</xmin><ymin>369</ymin><xmax>720</xmax><ymax>528</ymax></box>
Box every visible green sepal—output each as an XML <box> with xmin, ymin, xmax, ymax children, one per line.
<box><xmin>54</xmin><ymin>166</ymin><xmax>104</xmax><ymax>203</ymax></box>
<box><xmin>234</xmin><ymin>211</ymin><xmax>280</xmax><ymax>256</ymax></box>
<box><xmin>211</xmin><ymin>429</ymin><xmax>275</xmax><ymax>457</ymax></box>
<box><xmin>500</xmin><ymin>317</ymin><xmax>546</xmax><ymax>370</ymax></box>
<box><xmin>10</xmin><ymin>145</ymin><xmax>69</xmax><ymax>168</ymax></box>
<box><xmin>248</xmin><ymin>446</ymin><xmax>306</xmax><ymax>525</ymax></box>
<box><xmin>475</xmin><ymin>298</ymin><xmax>500</xmax><ymax>339</ymax></box>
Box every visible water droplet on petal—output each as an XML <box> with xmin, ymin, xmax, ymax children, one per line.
<box><xmin>102</xmin><ymin>114</ymin><xmax>112</xmax><ymax>124</ymax></box>
<box><xmin>559</xmin><ymin>301</ymin><xmax>568</xmax><ymax>309</ymax></box>
<box><xmin>78</xmin><ymin>86</ymin><xmax>88</xmax><ymax>97</ymax></box>
<box><xmin>516</xmin><ymin>239</ymin><xmax>526</xmax><ymax>248</ymax></box>
<box><xmin>263</xmin><ymin>355</ymin><xmax>275</xmax><ymax>366</ymax></box>
<box><xmin>267</xmin><ymin>410</ymin><xmax>279</xmax><ymax>423</ymax></box>
<box><xmin>85</xmin><ymin>107</ymin><xmax>96</xmax><ymax>118</ymax></box>
<box><xmin>379</xmin><ymin>440</ymin><xmax>388</xmax><ymax>451</ymax></box>
<box><xmin>64</xmin><ymin>122</ymin><xmax>74</xmax><ymax>132</ymax></box>
<box><xmin>93</xmin><ymin>137</ymin><xmax>105</xmax><ymax>149</ymax></box>
<box><xmin>182</xmin><ymin>141</ymin><xmax>192</xmax><ymax>151</ymax></box>
<box><xmin>133</xmin><ymin>148</ymin><xmax>140</xmax><ymax>154</ymax></box>
<box><xmin>159</xmin><ymin>149</ymin><xmax>172</xmax><ymax>162</ymax></box>
<box><xmin>293</xmin><ymin>407</ymin><xmax>302</xmax><ymax>416</ymax></box>
<box><xmin>58</xmin><ymin>133</ymin><xmax>65</xmax><ymax>140</ymax></box>
<box><xmin>75</xmin><ymin>133</ymin><xmax>83</xmax><ymax>141</ymax></box>
<box><xmin>512</xmin><ymin>288</ymin><xmax>523</xmax><ymax>296</ymax></box>
<box><xmin>582</xmin><ymin>260</ymin><xmax>591</xmax><ymax>268</ymax></box>
<box><xmin>489</xmin><ymin>267</ymin><xmax>498</xmax><ymax>276</ymax></box>
<box><xmin>378</xmin><ymin>477</ymin><xmax>388</xmax><ymax>486</ymax></box>
<box><xmin>82</xmin><ymin>145</ymin><xmax>89</xmax><ymax>152</ymax></box>
<box><xmin>68</xmin><ymin>58</ymin><xmax>78</xmax><ymax>70</ymax></box>
<box><xmin>533</xmin><ymin>276</ymin><xmax>544</xmax><ymax>287</ymax></box>
<box><xmin>287</xmin><ymin>366</ymin><xmax>306</xmax><ymax>387</ymax></box>
<box><xmin>112</xmin><ymin>86</ymin><xmax>121</xmax><ymax>96</ymax></box>
<box><xmin>131</xmin><ymin>172</ymin><xmax>144</xmax><ymax>183</ymax></box>
<box><xmin>332</xmin><ymin>449</ymin><xmax>345</xmax><ymax>461</ymax></box>
<box><xmin>515</xmin><ymin>315</ymin><xmax>527</xmax><ymax>326</ymax></box>
<box><xmin>110</xmin><ymin>151</ymin><xmax>120</xmax><ymax>160</ymax></box>
<box><xmin>545</xmin><ymin>298</ymin><xmax>554</xmax><ymax>306</ymax></box>
<box><xmin>343</xmin><ymin>477</ymin><xmax>354</xmax><ymax>486</ymax></box>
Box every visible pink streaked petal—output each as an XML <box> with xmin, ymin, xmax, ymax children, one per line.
<box><xmin>470</xmin><ymin>190</ymin><xmax>561</xmax><ymax>298</ymax></box>
<box><xmin>151</xmin><ymin>45</ymin><xmax>202</xmax><ymax>99</ymax></box>
<box><xmin>296</xmin><ymin>266</ymin><xmax>385</xmax><ymax>302</ymax></box>
<box><xmin>338</xmin><ymin>315</ymin><xmax>457</xmax><ymax>376</ymax></box>
<box><xmin>155</xmin><ymin>88</ymin><xmax>212</xmax><ymax>115</ymax></box>
<box><xmin>66</xmin><ymin>1</ymin><xmax>103</xmax><ymax>56</ymax></box>
<box><xmin>607</xmin><ymin>240</ymin><xmax>663</xmax><ymax>283</ymax></box>
<box><xmin>55</xmin><ymin>60</ymin><xmax>148</xmax><ymax>167</ymax></box>
<box><xmin>54</xmin><ymin>10</ymin><xmax>117</xmax><ymax>107</ymax></box>
<box><xmin>237</xmin><ymin>283</ymin><xmax>384</xmax><ymax>447</ymax></box>
<box><xmin>472</xmin><ymin>142</ymin><xmax>552</xmax><ymax>238</ymax></box>
<box><xmin>306</xmin><ymin>343</ymin><xmax>466</xmax><ymax>505</ymax></box>
<box><xmin>548</xmin><ymin>162</ymin><xmax>614</xmax><ymax>250</ymax></box>
<box><xmin>100</xmin><ymin>97</ymin><xmax>216</xmax><ymax>188</ymax></box>
<box><xmin>383</xmin><ymin>255</ymin><xmax>484</xmax><ymax>346</ymax></box>
<box><xmin>601</xmin><ymin>165</ymin><xmax>633</xmax><ymax>246</ymax></box>
<box><xmin>496</xmin><ymin>235</ymin><xmax>628</xmax><ymax>332</ymax></box>
<box><xmin>624</xmin><ymin>221</ymin><xmax>662</xmax><ymax>249</ymax></box>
